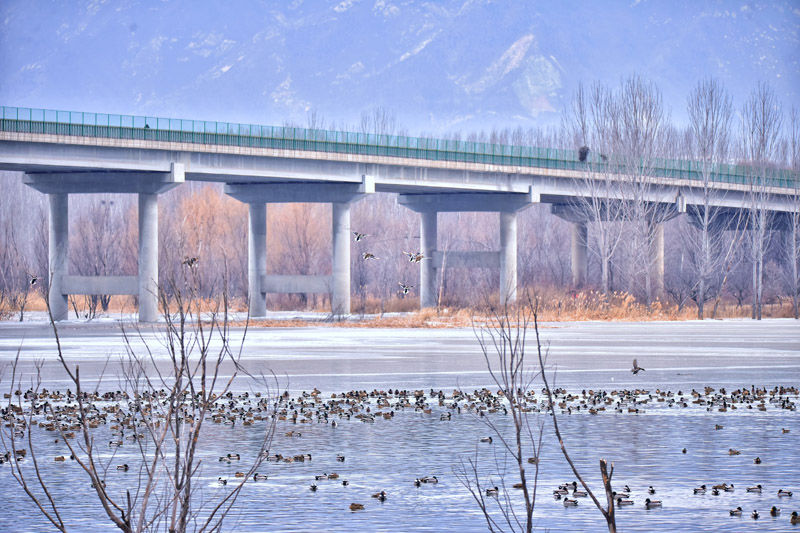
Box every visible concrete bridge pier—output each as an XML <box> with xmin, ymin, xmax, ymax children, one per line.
<box><xmin>225</xmin><ymin>177</ymin><xmax>373</xmax><ymax>317</ymax></box>
<box><xmin>570</xmin><ymin>221</ymin><xmax>589</xmax><ymax>288</ymax></box>
<box><xmin>247</xmin><ymin>202</ymin><xmax>268</xmax><ymax>318</ymax></box>
<box><xmin>25</xmin><ymin>164</ymin><xmax>184</xmax><ymax>322</ymax></box>
<box><xmin>48</xmin><ymin>193</ymin><xmax>69</xmax><ymax>320</ymax></box>
<box><xmin>398</xmin><ymin>190</ymin><xmax>535</xmax><ymax>308</ymax></box>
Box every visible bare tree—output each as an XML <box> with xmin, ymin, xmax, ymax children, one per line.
<box><xmin>783</xmin><ymin>107</ymin><xmax>800</xmax><ymax>318</ymax></box>
<box><xmin>685</xmin><ymin>78</ymin><xmax>736</xmax><ymax>318</ymax></box>
<box><xmin>1</xmin><ymin>271</ymin><xmax>276</xmax><ymax>532</ymax></box>
<box><xmin>741</xmin><ymin>82</ymin><xmax>783</xmax><ymax>320</ymax></box>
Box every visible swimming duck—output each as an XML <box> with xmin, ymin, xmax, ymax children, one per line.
<box><xmin>751</xmin><ymin>510</ymin><xmax>759</xmax><ymax>519</ymax></box>
<box><xmin>711</xmin><ymin>488</ymin><xmax>720</xmax><ymax>496</ymax></box>
<box><xmin>728</xmin><ymin>448</ymin><xmax>741</xmax><ymax>455</ymax></box>
<box><xmin>54</xmin><ymin>456</ymin><xmax>66</xmax><ymax>462</ymax></box>
<box><xmin>693</xmin><ymin>484</ymin><xmax>707</xmax><ymax>494</ymax></box>
<box><xmin>746</xmin><ymin>484</ymin><xmax>762</xmax><ymax>493</ymax></box>
<box><xmin>116</xmin><ymin>464</ymin><xmax>129</xmax><ymax>471</ymax></box>
<box><xmin>563</xmin><ymin>498</ymin><xmax>578</xmax><ymax>507</ymax></box>
<box><xmin>234</xmin><ymin>472</ymin><xmax>245</xmax><ymax>478</ymax></box>
<box><xmin>349</xmin><ymin>503</ymin><xmax>364</xmax><ymax>511</ymax></box>
<box><xmin>341</xmin><ymin>480</ymin><xmax>349</xmax><ymax>486</ymax></box>
<box><xmin>310</xmin><ymin>483</ymin><xmax>318</xmax><ymax>492</ymax></box>
<box><xmin>217</xmin><ymin>477</ymin><xmax>227</xmax><ymax>486</ymax></box>
<box><xmin>724</xmin><ymin>484</ymin><xmax>735</xmax><ymax>492</ymax></box>
<box><xmin>682</xmin><ymin>448</ymin><xmax>687</xmax><ymax>454</ymax></box>
<box><xmin>791</xmin><ymin>511</ymin><xmax>800</xmax><ymax>524</ymax></box>
<box><xmin>480</xmin><ymin>436</ymin><xmax>493</xmax><ymax>443</ymax></box>
<box><xmin>715</xmin><ymin>424</ymin><xmax>724</xmax><ymax>430</ymax></box>
<box><xmin>485</xmin><ymin>487</ymin><xmax>499</xmax><ymax>497</ymax></box>
<box><xmin>729</xmin><ymin>506</ymin><xmax>742</xmax><ymax>516</ymax></box>
<box><xmin>777</xmin><ymin>489</ymin><xmax>793</xmax><ymax>497</ymax></box>
<box><xmin>420</xmin><ymin>476</ymin><xmax>438</xmax><ymax>484</ymax></box>
<box><xmin>754</xmin><ymin>457</ymin><xmax>762</xmax><ymax>464</ymax></box>
<box><xmin>648</xmin><ymin>486</ymin><xmax>656</xmax><ymax>494</ymax></box>
<box><xmin>770</xmin><ymin>506</ymin><xmax>781</xmax><ymax>517</ymax></box>
<box><xmin>372</xmin><ymin>490</ymin><xmax>387</xmax><ymax>501</ymax></box>
<box><xmin>336</xmin><ymin>454</ymin><xmax>345</xmax><ymax>462</ymax></box>
<box><xmin>315</xmin><ymin>473</ymin><xmax>328</xmax><ymax>480</ymax></box>
<box><xmin>253</xmin><ymin>473</ymin><xmax>268</xmax><ymax>481</ymax></box>
<box><xmin>623</xmin><ymin>485</ymin><xmax>631</xmax><ymax>493</ymax></box>
<box><xmin>616</xmin><ymin>497</ymin><xmax>634</xmax><ymax>506</ymax></box>
<box><xmin>644</xmin><ymin>498</ymin><xmax>662</xmax><ymax>508</ymax></box>
<box><xmin>328</xmin><ymin>473</ymin><xmax>340</xmax><ymax>480</ymax></box>
<box><xmin>414</xmin><ymin>479</ymin><xmax>421</xmax><ymax>487</ymax></box>
<box><xmin>573</xmin><ymin>489</ymin><xmax>588</xmax><ymax>497</ymax></box>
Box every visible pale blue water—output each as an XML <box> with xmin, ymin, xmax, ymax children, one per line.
<box><xmin>0</xmin><ymin>320</ymin><xmax>798</xmax><ymax>531</ymax></box>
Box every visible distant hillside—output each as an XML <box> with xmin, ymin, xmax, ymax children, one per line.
<box><xmin>0</xmin><ymin>0</ymin><xmax>798</xmax><ymax>134</ymax></box>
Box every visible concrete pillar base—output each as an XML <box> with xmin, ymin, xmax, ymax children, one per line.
<box><xmin>138</xmin><ymin>193</ymin><xmax>159</xmax><ymax>322</ymax></box>
<box><xmin>331</xmin><ymin>202</ymin><xmax>351</xmax><ymax>316</ymax></box>
<box><xmin>499</xmin><ymin>211</ymin><xmax>518</xmax><ymax>305</ymax></box>
<box><xmin>571</xmin><ymin>221</ymin><xmax>588</xmax><ymax>287</ymax></box>
<box><xmin>420</xmin><ymin>211</ymin><xmax>438</xmax><ymax>308</ymax></box>
<box><xmin>248</xmin><ymin>203</ymin><xmax>267</xmax><ymax>318</ymax></box>
<box><xmin>48</xmin><ymin>193</ymin><xmax>69</xmax><ymax>321</ymax></box>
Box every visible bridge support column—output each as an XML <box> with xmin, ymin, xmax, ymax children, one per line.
<box><xmin>398</xmin><ymin>190</ymin><xmax>535</xmax><ymax>309</ymax></box>
<box><xmin>571</xmin><ymin>221</ymin><xmax>588</xmax><ymax>287</ymax></box>
<box><xmin>225</xmin><ymin>178</ymin><xmax>373</xmax><ymax>317</ymax></box>
<box><xmin>499</xmin><ymin>211</ymin><xmax>518</xmax><ymax>305</ymax></box>
<box><xmin>331</xmin><ymin>202</ymin><xmax>351</xmax><ymax>316</ymax></box>
<box><xmin>420</xmin><ymin>211</ymin><xmax>438</xmax><ymax>308</ymax></box>
<box><xmin>48</xmin><ymin>193</ymin><xmax>69</xmax><ymax>321</ymax></box>
<box><xmin>137</xmin><ymin>193</ymin><xmax>160</xmax><ymax>322</ymax></box>
<box><xmin>650</xmin><ymin>221</ymin><xmax>664</xmax><ymax>295</ymax></box>
<box><xmin>248</xmin><ymin>202</ymin><xmax>267</xmax><ymax>318</ymax></box>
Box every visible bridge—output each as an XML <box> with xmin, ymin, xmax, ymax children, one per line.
<box><xmin>1</xmin><ymin>106</ymin><xmax>797</xmax><ymax>321</ymax></box>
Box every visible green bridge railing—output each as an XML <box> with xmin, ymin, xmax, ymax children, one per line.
<box><xmin>1</xmin><ymin>106</ymin><xmax>797</xmax><ymax>190</ymax></box>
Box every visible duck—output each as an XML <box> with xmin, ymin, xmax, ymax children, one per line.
<box><xmin>485</xmin><ymin>487</ymin><xmax>499</xmax><ymax>497</ymax></box>
<box><xmin>54</xmin><ymin>456</ymin><xmax>66</xmax><ymax>462</ymax></box>
<box><xmin>724</xmin><ymin>484</ymin><xmax>735</xmax><ymax>492</ymax></box>
<box><xmin>770</xmin><ymin>506</ymin><xmax>781</xmax><ymax>517</ymax></box>
<box><xmin>341</xmin><ymin>480</ymin><xmax>349</xmax><ymax>486</ymax></box>
<box><xmin>336</xmin><ymin>454</ymin><xmax>345</xmax><ymax>462</ymax></box>
<box><xmin>751</xmin><ymin>510</ymin><xmax>759</xmax><ymax>519</ymax></box>
<box><xmin>777</xmin><ymin>489</ymin><xmax>793</xmax><ymax>497</ymax></box>
<box><xmin>349</xmin><ymin>503</ymin><xmax>364</xmax><ymax>511</ymax></box>
<box><xmin>746</xmin><ymin>484</ymin><xmax>762</xmax><ymax>493</ymax></box>
<box><xmin>693</xmin><ymin>484</ymin><xmax>707</xmax><ymax>494</ymax></box>
<box><xmin>728</xmin><ymin>448</ymin><xmax>741</xmax><ymax>455</ymax></box>
<box><xmin>234</xmin><ymin>472</ymin><xmax>245</xmax><ymax>478</ymax></box>
<box><xmin>414</xmin><ymin>479</ymin><xmax>422</xmax><ymax>487</ymax></box>
<box><xmin>711</xmin><ymin>488</ymin><xmax>720</xmax><ymax>496</ymax></box>
<box><xmin>682</xmin><ymin>448</ymin><xmax>687</xmax><ymax>454</ymax></box>
<box><xmin>420</xmin><ymin>476</ymin><xmax>438</xmax><ymax>484</ymax></box>
<box><xmin>648</xmin><ymin>486</ymin><xmax>656</xmax><ymax>494</ymax></box>
<box><xmin>754</xmin><ymin>456</ymin><xmax>762</xmax><ymax>464</ymax></box>
<box><xmin>563</xmin><ymin>498</ymin><xmax>578</xmax><ymax>507</ymax></box>
<box><xmin>310</xmin><ymin>483</ymin><xmax>318</xmax><ymax>492</ymax></box>
<box><xmin>116</xmin><ymin>464</ymin><xmax>129</xmax><ymax>471</ymax></box>
<box><xmin>715</xmin><ymin>424</ymin><xmax>724</xmax><ymax>430</ymax></box>
<box><xmin>791</xmin><ymin>511</ymin><xmax>800</xmax><ymax>524</ymax></box>
<box><xmin>217</xmin><ymin>477</ymin><xmax>227</xmax><ymax>486</ymax></box>
<box><xmin>315</xmin><ymin>473</ymin><xmax>328</xmax><ymax>480</ymax></box>
<box><xmin>644</xmin><ymin>498</ymin><xmax>662</xmax><ymax>509</ymax></box>
<box><xmin>623</xmin><ymin>485</ymin><xmax>631</xmax><ymax>493</ymax></box>
<box><xmin>616</xmin><ymin>497</ymin><xmax>634</xmax><ymax>506</ymax></box>
<box><xmin>573</xmin><ymin>489</ymin><xmax>588</xmax><ymax>497</ymax></box>
<box><xmin>352</xmin><ymin>232</ymin><xmax>367</xmax><ymax>242</ymax></box>
<box><xmin>372</xmin><ymin>490</ymin><xmax>387</xmax><ymax>501</ymax></box>
<box><xmin>480</xmin><ymin>436</ymin><xmax>493</xmax><ymax>443</ymax></box>
<box><xmin>328</xmin><ymin>473</ymin><xmax>340</xmax><ymax>480</ymax></box>
<box><xmin>729</xmin><ymin>506</ymin><xmax>743</xmax><ymax>516</ymax></box>
<box><xmin>253</xmin><ymin>473</ymin><xmax>268</xmax><ymax>481</ymax></box>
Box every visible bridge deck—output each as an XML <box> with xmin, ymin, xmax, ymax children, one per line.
<box><xmin>2</xmin><ymin>106</ymin><xmax>797</xmax><ymax>190</ymax></box>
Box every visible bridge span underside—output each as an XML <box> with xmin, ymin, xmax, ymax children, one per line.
<box><xmin>1</xmin><ymin>111</ymin><xmax>797</xmax><ymax>321</ymax></box>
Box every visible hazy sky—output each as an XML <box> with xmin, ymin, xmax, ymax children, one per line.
<box><xmin>1</xmin><ymin>0</ymin><xmax>798</xmax><ymax>135</ymax></box>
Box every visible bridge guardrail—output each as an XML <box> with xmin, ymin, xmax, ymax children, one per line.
<box><xmin>1</xmin><ymin>105</ymin><xmax>797</xmax><ymax>190</ymax></box>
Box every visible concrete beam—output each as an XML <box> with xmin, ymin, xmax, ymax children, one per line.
<box><xmin>225</xmin><ymin>176</ymin><xmax>372</xmax><ymax>204</ymax></box>
<box><xmin>432</xmin><ymin>251</ymin><xmax>500</xmax><ymax>269</ymax></box>
<box><xmin>261</xmin><ymin>274</ymin><xmax>332</xmax><ymax>294</ymax></box>
<box><xmin>23</xmin><ymin>163</ymin><xmax>184</xmax><ymax>194</ymax></box>
<box><xmin>62</xmin><ymin>275</ymin><xmax>138</xmax><ymax>295</ymax></box>
<box><xmin>398</xmin><ymin>189</ymin><xmax>537</xmax><ymax>213</ymax></box>
<box><xmin>48</xmin><ymin>193</ymin><xmax>69</xmax><ymax>320</ymax></box>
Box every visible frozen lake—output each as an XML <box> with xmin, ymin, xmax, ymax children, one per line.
<box><xmin>0</xmin><ymin>319</ymin><xmax>799</xmax><ymax>531</ymax></box>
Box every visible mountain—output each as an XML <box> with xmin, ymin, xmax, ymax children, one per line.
<box><xmin>1</xmin><ymin>0</ymin><xmax>798</xmax><ymax>135</ymax></box>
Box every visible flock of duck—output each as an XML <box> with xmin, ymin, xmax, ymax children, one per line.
<box><xmin>1</xmin><ymin>383</ymin><xmax>797</xmax><ymax>526</ymax></box>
